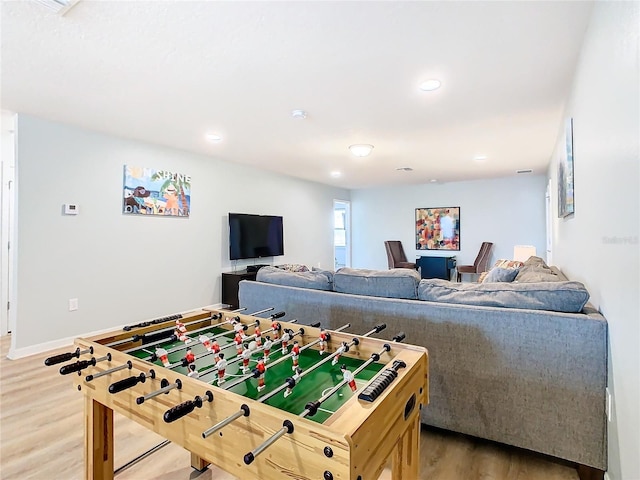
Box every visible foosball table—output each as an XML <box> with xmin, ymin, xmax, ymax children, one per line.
<box><xmin>46</xmin><ymin>305</ymin><xmax>429</xmax><ymax>480</ymax></box>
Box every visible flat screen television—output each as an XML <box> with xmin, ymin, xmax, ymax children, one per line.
<box><xmin>229</xmin><ymin>213</ymin><xmax>284</xmax><ymax>260</ymax></box>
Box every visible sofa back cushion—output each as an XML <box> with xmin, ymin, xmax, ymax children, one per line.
<box><xmin>333</xmin><ymin>267</ymin><xmax>420</xmax><ymax>299</ymax></box>
<box><xmin>256</xmin><ymin>266</ymin><xmax>333</xmax><ymax>291</ymax></box>
<box><xmin>418</xmin><ymin>278</ymin><xmax>590</xmax><ymax>313</ymax></box>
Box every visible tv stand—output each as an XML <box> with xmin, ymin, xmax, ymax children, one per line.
<box><xmin>222</xmin><ymin>270</ymin><xmax>257</xmax><ymax>308</ymax></box>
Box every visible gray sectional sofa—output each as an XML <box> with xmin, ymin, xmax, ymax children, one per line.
<box><xmin>238</xmin><ymin>259</ymin><xmax>608</xmax><ymax>472</ymax></box>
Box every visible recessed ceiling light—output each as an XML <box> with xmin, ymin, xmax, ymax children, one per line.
<box><xmin>473</xmin><ymin>155</ymin><xmax>487</xmax><ymax>161</ymax></box>
<box><xmin>349</xmin><ymin>144</ymin><xmax>374</xmax><ymax>157</ymax></box>
<box><xmin>430</xmin><ymin>179</ymin><xmax>439</xmax><ymax>183</ymax></box>
<box><xmin>419</xmin><ymin>79</ymin><xmax>441</xmax><ymax>92</ymax></box>
<box><xmin>330</xmin><ymin>171</ymin><xmax>342</xmax><ymax>178</ymax></box>
<box><xmin>396</xmin><ymin>167</ymin><xmax>413</xmax><ymax>172</ymax></box>
<box><xmin>205</xmin><ymin>133</ymin><xmax>223</xmax><ymax>143</ymax></box>
<box><xmin>291</xmin><ymin>110</ymin><xmax>307</xmax><ymax>119</ymax></box>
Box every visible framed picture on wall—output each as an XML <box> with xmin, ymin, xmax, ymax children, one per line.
<box><xmin>123</xmin><ymin>166</ymin><xmax>191</xmax><ymax>217</ymax></box>
<box><xmin>558</xmin><ymin>118</ymin><xmax>575</xmax><ymax>218</ymax></box>
<box><xmin>415</xmin><ymin>207</ymin><xmax>460</xmax><ymax>251</ymax></box>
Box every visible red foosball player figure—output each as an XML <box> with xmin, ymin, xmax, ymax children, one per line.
<box><xmin>254</xmin><ymin>358</ymin><xmax>266</xmax><ymax>392</ymax></box>
<box><xmin>187</xmin><ymin>364</ymin><xmax>199</xmax><ymax>379</ymax></box>
<box><xmin>199</xmin><ymin>334</ymin><xmax>212</xmax><ymax>351</ymax></box>
<box><xmin>332</xmin><ymin>342</ymin><xmax>347</xmax><ymax>366</ymax></box>
<box><xmin>340</xmin><ymin>364</ymin><xmax>357</xmax><ymax>392</ymax></box>
<box><xmin>211</xmin><ymin>339</ymin><xmax>221</xmax><ymax>362</ymax></box>
<box><xmin>183</xmin><ymin>348</ymin><xmax>195</xmax><ymax>365</ymax></box>
<box><xmin>156</xmin><ymin>347</ymin><xmax>170</xmax><ymax>367</ymax></box>
<box><xmin>254</xmin><ymin>325</ymin><xmax>262</xmax><ymax>346</ymax></box>
<box><xmin>241</xmin><ymin>343</ymin><xmax>252</xmax><ymax>374</ymax></box>
<box><xmin>291</xmin><ymin>341</ymin><xmax>300</xmax><ymax>370</ymax></box>
<box><xmin>262</xmin><ymin>336</ymin><xmax>273</xmax><ymax>363</ymax></box>
<box><xmin>216</xmin><ymin>353</ymin><xmax>227</xmax><ymax>385</ymax></box>
<box><xmin>234</xmin><ymin>332</ymin><xmax>244</xmax><ymax>355</ymax></box>
<box><xmin>284</xmin><ymin>367</ymin><xmax>302</xmax><ymax>398</ymax></box>
<box><xmin>318</xmin><ymin>328</ymin><xmax>327</xmax><ymax>355</ymax></box>
<box><xmin>281</xmin><ymin>330</ymin><xmax>291</xmax><ymax>355</ymax></box>
<box><xmin>271</xmin><ymin>321</ymin><xmax>281</xmax><ymax>340</ymax></box>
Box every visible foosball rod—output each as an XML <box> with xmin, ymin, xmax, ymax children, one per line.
<box><xmin>201</xmin><ymin>404</ymin><xmax>250</xmax><ymax>438</ymax></box>
<box><xmin>44</xmin><ymin>346</ymin><xmax>93</xmax><ymax>366</ymax></box>
<box><xmin>59</xmin><ymin>354</ymin><xmax>111</xmax><ymax>375</ymax></box>
<box><xmin>163</xmin><ymin>318</ymin><xmax>280</xmax><ymax>371</ymax></box>
<box><xmin>136</xmin><ymin>378</ymin><xmax>182</xmax><ymax>405</ymax></box>
<box><xmin>108</xmin><ymin>312</ymin><xmax>224</xmax><ymax>348</ymax></box>
<box><xmin>256</xmin><ymin>324</ymin><xmax>370</xmax><ymax>403</ymax></box>
<box><xmin>299</xmin><ymin>335</ymin><xmax>404</xmax><ymax>418</ymax></box>
<box><xmin>218</xmin><ymin>323</ymin><xmax>349</xmax><ymax>390</ymax></box>
<box><xmin>197</xmin><ymin>327</ymin><xmax>306</xmax><ymax>383</ymax></box>
<box><xmin>86</xmin><ymin>360</ymin><xmax>133</xmax><ymax>382</ymax></box>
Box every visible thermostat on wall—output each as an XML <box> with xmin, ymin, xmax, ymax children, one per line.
<box><xmin>64</xmin><ymin>204</ymin><xmax>79</xmax><ymax>215</ymax></box>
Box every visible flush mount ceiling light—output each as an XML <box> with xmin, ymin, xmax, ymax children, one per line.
<box><xmin>396</xmin><ymin>167</ymin><xmax>413</xmax><ymax>172</ymax></box>
<box><xmin>205</xmin><ymin>132</ymin><xmax>223</xmax><ymax>143</ymax></box>
<box><xmin>419</xmin><ymin>79</ymin><xmax>441</xmax><ymax>92</ymax></box>
<box><xmin>33</xmin><ymin>0</ymin><xmax>80</xmax><ymax>14</ymax></box>
<box><xmin>291</xmin><ymin>110</ymin><xmax>307</xmax><ymax>119</ymax></box>
<box><xmin>330</xmin><ymin>171</ymin><xmax>342</xmax><ymax>178</ymax></box>
<box><xmin>349</xmin><ymin>144</ymin><xmax>374</xmax><ymax>157</ymax></box>
<box><xmin>473</xmin><ymin>155</ymin><xmax>488</xmax><ymax>162</ymax></box>
<box><xmin>430</xmin><ymin>179</ymin><xmax>439</xmax><ymax>183</ymax></box>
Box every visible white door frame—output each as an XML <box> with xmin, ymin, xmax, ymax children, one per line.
<box><xmin>333</xmin><ymin>200</ymin><xmax>351</xmax><ymax>269</ymax></box>
<box><xmin>1</xmin><ymin>111</ymin><xmax>17</xmax><ymax>336</ymax></box>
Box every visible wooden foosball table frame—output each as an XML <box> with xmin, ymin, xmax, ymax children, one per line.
<box><xmin>65</xmin><ymin>306</ymin><xmax>428</xmax><ymax>480</ymax></box>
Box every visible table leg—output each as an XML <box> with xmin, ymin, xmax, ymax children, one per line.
<box><xmin>391</xmin><ymin>415</ymin><xmax>420</xmax><ymax>479</ymax></box>
<box><xmin>190</xmin><ymin>452</ymin><xmax>210</xmax><ymax>472</ymax></box>
<box><xmin>85</xmin><ymin>397</ymin><xmax>114</xmax><ymax>480</ymax></box>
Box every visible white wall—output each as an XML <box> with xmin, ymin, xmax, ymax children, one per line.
<box><xmin>351</xmin><ymin>175</ymin><xmax>547</xmax><ymax>270</ymax></box>
<box><xmin>547</xmin><ymin>2</ymin><xmax>639</xmax><ymax>479</ymax></box>
<box><xmin>10</xmin><ymin>115</ymin><xmax>349</xmax><ymax>356</ymax></box>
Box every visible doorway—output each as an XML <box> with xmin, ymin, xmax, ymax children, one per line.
<box><xmin>333</xmin><ymin>200</ymin><xmax>350</xmax><ymax>270</ymax></box>
<box><xmin>1</xmin><ymin>111</ymin><xmax>17</xmax><ymax>336</ymax></box>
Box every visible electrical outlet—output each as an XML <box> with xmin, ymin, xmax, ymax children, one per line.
<box><xmin>606</xmin><ymin>387</ymin><xmax>612</xmax><ymax>422</ymax></box>
<box><xmin>69</xmin><ymin>298</ymin><xmax>78</xmax><ymax>311</ymax></box>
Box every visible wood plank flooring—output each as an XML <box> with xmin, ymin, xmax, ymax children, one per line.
<box><xmin>0</xmin><ymin>335</ymin><xmax>578</xmax><ymax>480</ymax></box>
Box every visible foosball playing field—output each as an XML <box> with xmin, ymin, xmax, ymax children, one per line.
<box><xmin>46</xmin><ymin>305</ymin><xmax>429</xmax><ymax>480</ymax></box>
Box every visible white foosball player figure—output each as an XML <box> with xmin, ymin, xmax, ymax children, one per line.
<box><xmin>187</xmin><ymin>364</ymin><xmax>199</xmax><ymax>379</ymax></box>
<box><xmin>156</xmin><ymin>347</ymin><xmax>170</xmax><ymax>367</ymax></box>
<box><xmin>332</xmin><ymin>342</ymin><xmax>347</xmax><ymax>366</ymax></box>
<box><xmin>281</xmin><ymin>330</ymin><xmax>291</xmax><ymax>355</ymax></box>
<box><xmin>318</xmin><ymin>328</ymin><xmax>327</xmax><ymax>355</ymax></box>
<box><xmin>284</xmin><ymin>367</ymin><xmax>303</xmax><ymax>398</ymax></box>
<box><xmin>199</xmin><ymin>334</ymin><xmax>212</xmax><ymax>351</ymax></box>
<box><xmin>241</xmin><ymin>343</ymin><xmax>252</xmax><ymax>374</ymax></box>
<box><xmin>216</xmin><ymin>353</ymin><xmax>227</xmax><ymax>385</ymax></box>
<box><xmin>174</xmin><ymin>320</ymin><xmax>189</xmax><ymax>343</ymax></box>
<box><xmin>233</xmin><ymin>320</ymin><xmax>246</xmax><ymax>339</ymax></box>
<box><xmin>340</xmin><ymin>364</ymin><xmax>357</xmax><ymax>392</ymax></box>
<box><xmin>262</xmin><ymin>336</ymin><xmax>273</xmax><ymax>363</ymax></box>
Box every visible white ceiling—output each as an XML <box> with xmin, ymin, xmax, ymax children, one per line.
<box><xmin>1</xmin><ymin>1</ymin><xmax>593</xmax><ymax>189</ymax></box>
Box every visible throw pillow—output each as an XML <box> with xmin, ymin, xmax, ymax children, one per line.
<box><xmin>483</xmin><ymin>267</ymin><xmax>519</xmax><ymax>283</ymax></box>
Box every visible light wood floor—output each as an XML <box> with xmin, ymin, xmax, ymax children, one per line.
<box><xmin>0</xmin><ymin>335</ymin><xmax>579</xmax><ymax>480</ymax></box>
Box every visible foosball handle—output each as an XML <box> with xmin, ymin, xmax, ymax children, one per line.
<box><xmin>109</xmin><ymin>370</ymin><xmax>154</xmax><ymax>394</ymax></box>
<box><xmin>270</xmin><ymin>311</ymin><xmax>286</xmax><ymax>319</ymax></box>
<box><xmin>59</xmin><ymin>359</ymin><xmax>95</xmax><ymax>375</ymax></box>
<box><xmin>164</xmin><ymin>399</ymin><xmax>198</xmax><ymax>422</ymax></box>
<box><xmin>45</xmin><ymin>347</ymin><xmax>91</xmax><ymax>366</ymax></box>
<box><xmin>310</xmin><ymin>322</ymin><xmax>321</xmax><ymax>328</ymax></box>
<box><xmin>374</xmin><ymin>323</ymin><xmax>387</xmax><ymax>333</ymax></box>
<box><xmin>392</xmin><ymin>332</ymin><xmax>406</xmax><ymax>343</ymax></box>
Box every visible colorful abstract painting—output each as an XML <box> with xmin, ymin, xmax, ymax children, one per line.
<box><xmin>558</xmin><ymin>118</ymin><xmax>574</xmax><ymax>218</ymax></box>
<box><xmin>123</xmin><ymin>166</ymin><xmax>191</xmax><ymax>217</ymax></box>
<box><xmin>415</xmin><ymin>207</ymin><xmax>460</xmax><ymax>251</ymax></box>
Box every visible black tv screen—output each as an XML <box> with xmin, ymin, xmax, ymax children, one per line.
<box><xmin>229</xmin><ymin>213</ymin><xmax>284</xmax><ymax>260</ymax></box>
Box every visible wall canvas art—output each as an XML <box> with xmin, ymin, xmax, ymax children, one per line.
<box><xmin>558</xmin><ymin>118</ymin><xmax>575</xmax><ymax>218</ymax></box>
<box><xmin>416</xmin><ymin>207</ymin><xmax>460</xmax><ymax>251</ymax></box>
<box><xmin>123</xmin><ymin>166</ymin><xmax>191</xmax><ymax>216</ymax></box>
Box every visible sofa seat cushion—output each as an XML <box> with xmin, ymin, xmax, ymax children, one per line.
<box><xmin>257</xmin><ymin>266</ymin><xmax>333</xmax><ymax>291</ymax></box>
<box><xmin>418</xmin><ymin>279</ymin><xmax>590</xmax><ymax>313</ymax></box>
<box><xmin>333</xmin><ymin>267</ymin><xmax>420</xmax><ymax>299</ymax></box>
